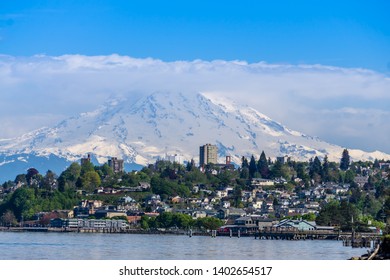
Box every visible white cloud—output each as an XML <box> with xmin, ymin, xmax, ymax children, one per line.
<box><xmin>0</xmin><ymin>54</ymin><xmax>389</xmax><ymax>153</ymax></box>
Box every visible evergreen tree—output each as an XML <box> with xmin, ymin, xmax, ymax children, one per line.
<box><xmin>296</xmin><ymin>162</ymin><xmax>309</xmax><ymax>181</ymax></box>
<box><xmin>186</xmin><ymin>159</ymin><xmax>195</xmax><ymax>171</ymax></box>
<box><xmin>322</xmin><ymin>155</ymin><xmax>330</xmax><ymax>182</ymax></box>
<box><xmin>340</xmin><ymin>149</ymin><xmax>350</xmax><ymax>171</ymax></box>
<box><xmin>248</xmin><ymin>155</ymin><xmax>257</xmax><ymax>178</ymax></box>
<box><xmin>257</xmin><ymin>151</ymin><xmax>270</xmax><ymax>179</ymax></box>
<box><xmin>241</xmin><ymin>156</ymin><xmax>249</xmax><ymax>169</ymax></box>
<box><xmin>309</xmin><ymin>156</ymin><xmax>322</xmax><ymax>182</ymax></box>
<box><xmin>270</xmin><ymin>160</ymin><xmax>282</xmax><ymax>178</ymax></box>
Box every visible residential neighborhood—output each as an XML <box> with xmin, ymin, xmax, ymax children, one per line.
<box><xmin>0</xmin><ymin>146</ymin><xmax>389</xmax><ymax>236</ymax></box>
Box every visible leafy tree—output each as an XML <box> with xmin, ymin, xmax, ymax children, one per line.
<box><xmin>296</xmin><ymin>162</ymin><xmax>309</xmax><ymax>181</ymax></box>
<box><xmin>140</xmin><ymin>215</ymin><xmax>151</xmax><ymax>230</ymax></box>
<box><xmin>316</xmin><ymin>200</ymin><xmax>359</xmax><ymax>230</ymax></box>
<box><xmin>302</xmin><ymin>212</ymin><xmax>316</xmax><ymax>221</ymax></box>
<box><xmin>156</xmin><ymin>212</ymin><xmax>174</xmax><ymax>228</ymax></box>
<box><xmin>196</xmin><ymin>217</ymin><xmax>224</xmax><ymax>230</ymax></box>
<box><xmin>7</xmin><ymin>188</ymin><xmax>38</xmax><ymax>220</ymax></box>
<box><xmin>151</xmin><ymin>176</ymin><xmax>190</xmax><ymax>198</ymax></box>
<box><xmin>270</xmin><ymin>160</ymin><xmax>282</xmax><ymax>178</ymax></box>
<box><xmin>14</xmin><ymin>174</ymin><xmax>27</xmax><ymax>185</ymax></box>
<box><xmin>42</xmin><ymin>170</ymin><xmax>57</xmax><ymax>195</ymax></box>
<box><xmin>340</xmin><ymin>149</ymin><xmax>350</xmax><ymax>171</ymax></box>
<box><xmin>80</xmin><ymin>171</ymin><xmax>101</xmax><ymax>192</ymax></box>
<box><xmin>280</xmin><ymin>164</ymin><xmax>292</xmax><ymax>180</ymax></box>
<box><xmin>58</xmin><ymin>162</ymin><xmax>81</xmax><ymax>192</ymax></box>
<box><xmin>99</xmin><ymin>163</ymin><xmax>114</xmax><ymax>177</ymax></box>
<box><xmin>81</xmin><ymin>160</ymin><xmax>95</xmax><ymax>175</ymax></box>
<box><xmin>172</xmin><ymin>213</ymin><xmax>194</xmax><ymax>229</ymax></box>
<box><xmin>344</xmin><ymin>169</ymin><xmax>356</xmax><ymax>184</ymax></box>
<box><xmin>1</xmin><ymin>210</ymin><xmax>17</xmax><ymax>226</ymax></box>
<box><xmin>26</xmin><ymin>168</ymin><xmax>39</xmax><ymax>185</ymax></box>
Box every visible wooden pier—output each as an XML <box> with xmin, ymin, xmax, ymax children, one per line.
<box><xmin>255</xmin><ymin>228</ymin><xmax>381</xmax><ymax>247</ymax></box>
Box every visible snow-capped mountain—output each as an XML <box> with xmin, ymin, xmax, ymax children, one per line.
<box><xmin>1</xmin><ymin>92</ymin><xmax>389</xmax><ymax>181</ymax></box>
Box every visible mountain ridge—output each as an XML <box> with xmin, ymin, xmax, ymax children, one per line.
<box><xmin>0</xmin><ymin>92</ymin><xmax>389</xmax><ymax>181</ymax></box>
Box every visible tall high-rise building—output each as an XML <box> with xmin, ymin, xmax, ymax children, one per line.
<box><xmin>199</xmin><ymin>144</ymin><xmax>218</xmax><ymax>166</ymax></box>
<box><xmin>108</xmin><ymin>157</ymin><xmax>124</xmax><ymax>173</ymax></box>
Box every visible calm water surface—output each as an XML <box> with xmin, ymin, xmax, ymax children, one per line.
<box><xmin>0</xmin><ymin>231</ymin><xmax>368</xmax><ymax>260</ymax></box>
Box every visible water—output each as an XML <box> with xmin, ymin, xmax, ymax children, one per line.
<box><xmin>0</xmin><ymin>231</ymin><xmax>368</xmax><ymax>260</ymax></box>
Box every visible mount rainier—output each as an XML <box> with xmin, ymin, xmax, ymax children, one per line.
<box><xmin>0</xmin><ymin>92</ymin><xmax>389</xmax><ymax>181</ymax></box>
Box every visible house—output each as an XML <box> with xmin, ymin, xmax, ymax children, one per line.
<box><xmin>235</xmin><ymin>216</ymin><xmax>255</xmax><ymax>226</ymax></box>
<box><xmin>119</xmin><ymin>196</ymin><xmax>136</xmax><ymax>204</ymax></box>
<box><xmin>145</xmin><ymin>194</ymin><xmax>161</xmax><ymax>205</ymax></box>
<box><xmin>251</xmin><ymin>178</ymin><xmax>274</xmax><ymax>187</ymax></box>
<box><xmin>127</xmin><ymin>215</ymin><xmax>142</xmax><ymax>225</ymax></box>
<box><xmin>217</xmin><ymin>207</ymin><xmax>246</xmax><ymax>219</ymax></box>
<box><xmin>251</xmin><ymin>216</ymin><xmax>278</xmax><ymax>230</ymax></box>
<box><xmin>379</xmin><ymin>162</ymin><xmax>390</xmax><ymax>170</ymax></box>
<box><xmin>216</xmin><ymin>190</ymin><xmax>228</xmax><ymax>198</ymax></box>
<box><xmin>354</xmin><ymin>176</ymin><xmax>369</xmax><ymax>186</ymax></box>
<box><xmin>103</xmin><ymin>187</ymin><xmax>119</xmax><ymax>194</ymax></box>
<box><xmin>171</xmin><ymin>196</ymin><xmax>184</xmax><ymax>204</ymax></box>
<box><xmin>94</xmin><ymin>209</ymin><xmax>127</xmax><ymax>219</ymax></box>
<box><xmin>192</xmin><ymin>211</ymin><xmax>207</xmax><ymax>219</ymax></box>
<box><xmin>138</xmin><ymin>182</ymin><xmax>151</xmax><ymax>190</ymax></box>
<box><xmin>221</xmin><ymin>201</ymin><xmax>231</xmax><ymax>209</ymax></box>
<box><xmin>249</xmin><ymin>199</ymin><xmax>263</xmax><ymax>210</ymax></box>
<box><xmin>274</xmin><ymin>219</ymin><xmax>316</xmax><ymax>231</ymax></box>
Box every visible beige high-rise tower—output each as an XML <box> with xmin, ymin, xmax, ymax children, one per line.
<box><xmin>199</xmin><ymin>144</ymin><xmax>218</xmax><ymax>166</ymax></box>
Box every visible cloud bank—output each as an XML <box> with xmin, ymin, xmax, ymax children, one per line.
<box><xmin>0</xmin><ymin>54</ymin><xmax>389</xmax><ymax>154</ymax></box>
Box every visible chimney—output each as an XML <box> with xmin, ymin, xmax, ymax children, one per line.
<box><xmin>226</xmin><ymin>156</ymin><xmax>231</xmax><ymax>165</ymax></box>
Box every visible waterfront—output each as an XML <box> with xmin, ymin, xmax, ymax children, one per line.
<box><xmin>0</xmin><ymin>231</ymin><xmax>369</xmax><ymax>260</ymax></box>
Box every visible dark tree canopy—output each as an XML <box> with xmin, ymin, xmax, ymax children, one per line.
<box><xmin>340</xmin><ymin>149</ymin><xmax>350</xmax><ymax>171</ymax></box>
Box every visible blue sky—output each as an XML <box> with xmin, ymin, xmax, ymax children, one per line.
<box><xmin>0</xmin><ymin>0</ymin><xmax>390</xmax><ymax>155</ymax></box>
<box><xmin>1</xmin><ymin>0</ymin><xmax>390</xmax><ymax>72</ymax></box>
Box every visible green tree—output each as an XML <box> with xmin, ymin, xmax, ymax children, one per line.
<box><xmin>0</xmin><ymin>210</ymin><xmax>17</xmax><ymax>226</ymax></box>
<box><xmin>322</xmin><ymin>155</ymin><xmax>330</xmax><ymax>182</ymax></box>
<box><xmin>257</xmin><ymin>151</ymin><xmax>270</xmax><ymax>179</ymax></box>
<box><xmin>100</xmin><ymin>163</ymin><xmax>114</xmax><ymax>177</ymax></box>
<box><xmin>14</xmin><ymin>174</ymin><xmax>27</xmax><ymax>185</ymax></box>
<box><xmin>340</xmin><ymin>149</ymin><xmax>350</xmax><ymax>171</ymax></box>
<box><xmin>42</xmin><ymin>170</ymin><xmax>57</xmax><ymax>195</ymax></box>
<box><xmin>81</xmin><ymin>160</ymin><xmax>95</xmax><ymax>175</ymax></box>
<box><xmin>241</xmin><ymin>156</ymin><xmax>249</xmax><ymax>169</ymax></box>
<box><xmin>309</xmin><ymin>156</ymin><xmax>322</xmax><ymax>182</ymax></box>
<box><xmin>172</xmin><ymin>213</ymin><xmax>194</xmax><ymax>229</ymax></box>
<box><xmin>156</xmin><ymin>212</ymin><xmax>174</xmax><ymax>228</ymax></box>
<box><xmin>140</xmin><ymin>215</ymin><xmax>150</xmax><ymax>230</ymax></box>
<box><xmin>80</xmin><ymin>171</ymin><xmax>101</xmax><ymax>192</ymax></box>
<box><xmin>58</xmin><ymin>162</ymin><xmax>81</xmax><ymax>191</ymax></box>
<box><xmin>248</xmin><ymin>155</ymin><xmax>257</xmax><ymax>178</ymax></box>
<box><xmin>8</xmin><ymin>188</ymin><xmax>38</xmax><ymax>220</ymax></box>
<box><xmin>270</xmin><ymin>160</ymin><xmax>282</xmax><ymax>178</ymax></box>
<box><xmin>196</xmin><ymin>217</ymin><xmax>224</xmax><ymax>230</ymax></box>
<box><xmin>344</xmin><ymin>169</ymin><xmax>356</xmax><ymax>184</ymax></box>
<box><xmin>296</xmin><ymin>162</ymin><xmax>309</xmax><ymax>181</ymax></box>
